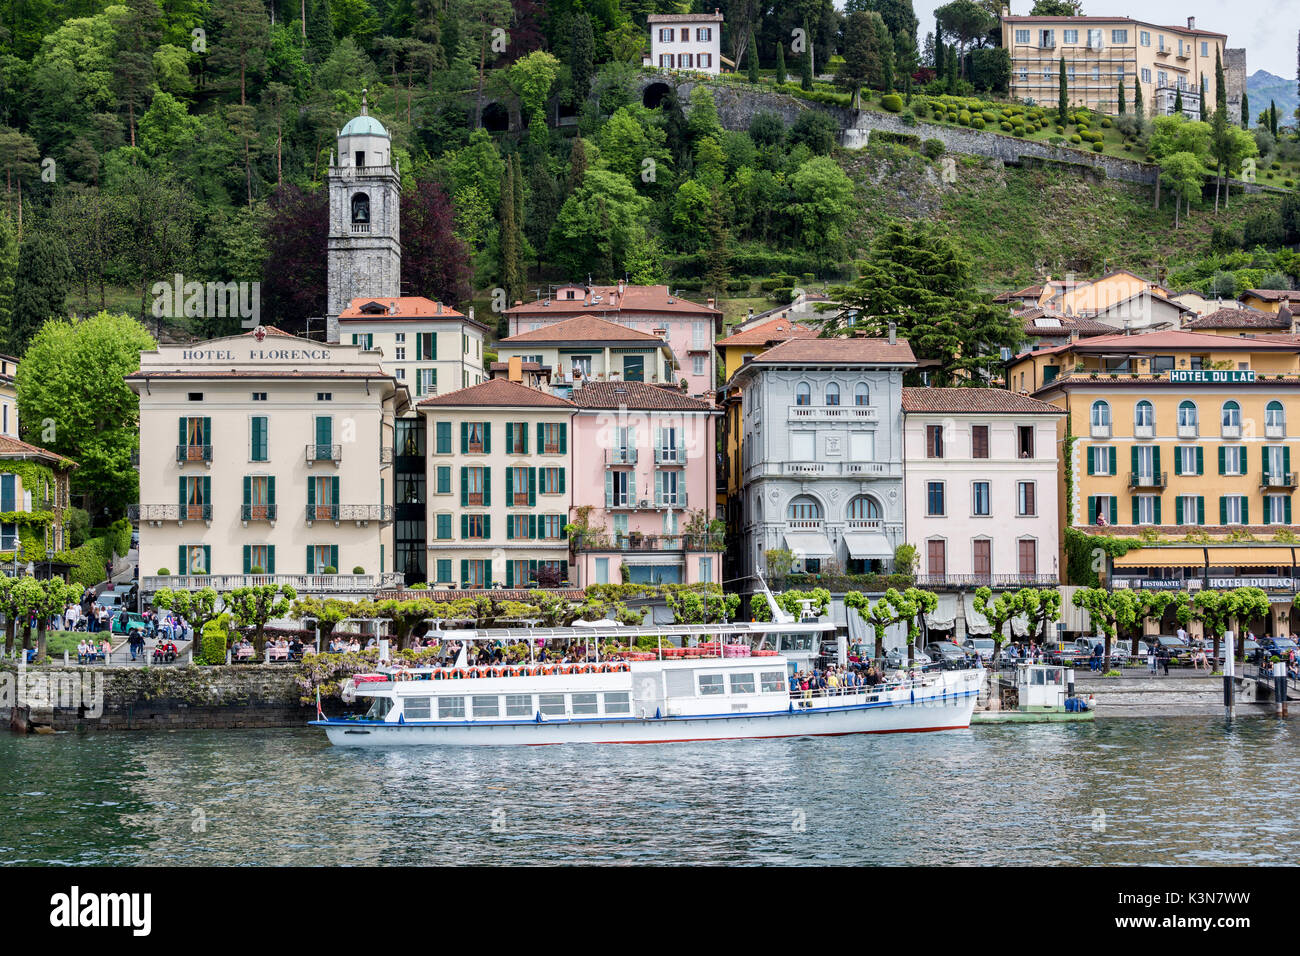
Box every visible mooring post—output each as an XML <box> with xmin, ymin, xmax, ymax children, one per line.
<box><xmin>1223</xmin><ymin>632</ymin><xmax>1235</xmax><ymax>722</ymax></box>
<box><xmin>1274</xmin><ymin>660</ymin><xmax>1287</xmax><ymax>717</ymax></box>
<box><xmin>1066</xmin><ymin>667</ymin><xmax>1075</xmax><ymax>699</ymax></box>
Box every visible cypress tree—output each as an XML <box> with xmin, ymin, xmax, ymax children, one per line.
<box><xmin>774</xmin><ymin>40</ymin><xmax>787</xmax><ymax>84</ymax></box>
<box><xmin>306</xmin><ymin>0</ymin><xmax>333</xmax><ymax>63</ymax></box>
<box><xmin>569</xmin><ymin>13</ymin><xmax>595</xmax><ymax>109</ymax></box>
<box><xmin>1241</xmin><ymin>90</ymin><xmax>1249</xmax><ymax>127</ymax></box>
<box><xmin>747</xmin><ymin>26</ymin><xmax>760</xmax><ymax>83</ymax></box>
<box><xmin>945</xmin><ymin>43</ymin><xmax>957</xmax><ymax>93</ymax></box>
<box><xmin>1134</xmin><ymin>79</ymin><xmax>1144</xmax><ymax>119</ymax></box>
<box><xmin>1058</xmin><ymin>56</ymin><xmax>1068</xmax><ymax>127</ymax></box>
<box><xmin>904</xmin><ymin>71</ymin><xmax>912</xmax><ymax>105</ymax></box>
<box><xmin>1271</xmin><ymin>99</ymin><xmax>1278</xmax><ymax>137</ymax></box>
<box><xmin>882</xmin><ymin>29</ymin><xmax>895</xmax><ymax>93</ymax></box>
<box><xmin>1199</xmin><ymin>74</ymin><xmax>1207</xmax><ymax>121</ymax></box>
<box><xmin>566</xmin><ymin>137</ymin><xmax>589</xmax><ymax>196</ymax></box>
<box><xmin>799</xmin><ymin>19</ymin><xmax>814</xmax><ymax>91</ymax></box>
<box><xmin>703</xmin><ymin>191</ymin><xmax>730</xmax><ymax>298</ymax></box>
<box><xmin>499</xmin><ymin>161</ymin><xmax>525</xmax><ymax>304</ymax></box>
<box><xmin>0</xmin><ymin>212</ymin><xmax>16</xmax><ymax>338</ymax></box>
<box><xmin>1174</xmin><ymin>86</ymin><xmax>1183</xmax><ymax>116</ymax></box>
<box><xmin>934</xmin><ymin>29</ymin><xmax>944</xmax><ymax>81</ymax></box>
<box><xmin>1215</xmin><ymin>48</ymin><xmax>1226</xmax><ymax>115</ymax></box>
<box><xmin>10</xmin><ymin>231</ymin><xmax>72</xmax><ymax>354</ymax></box>
<box><xmin>1117</xmin><ymin>79</ymin><xmax>1125</xmax><ymax>115</ymax></box>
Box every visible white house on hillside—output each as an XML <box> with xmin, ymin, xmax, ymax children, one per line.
<box><xmin>645</xmin><ymin>10</ymin><xmax>724</xmax><ymax>74</ymax></box>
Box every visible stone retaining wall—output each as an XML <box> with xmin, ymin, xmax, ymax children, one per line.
<box><xmin>1</xmin><ymin>663</ymin><xmax>314</xmax><ymax>732</ymax></box>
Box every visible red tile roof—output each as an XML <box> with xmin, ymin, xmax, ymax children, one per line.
<box><xmin>901</xmin><ymin>387</ymin><xmax>1063</xmax><ymax>415</ymax></box>
<box><xmin>505</xmin><ymin>285</ymin><xmax>721</xmax><ymax>317</ymax></box>
<box><xmin>1185</xmin><ymin>308</ymin><xmax>1291</xmax><ymax>330</ymax></box>
<box><xmin>339</xmin><ymin>296</ymin><xmax>466</xmax><ymax>319</ymax></box>
<box><xmin>647</xmin><ymin>12</ymin><xmax>722</xmax><ymax>21</ymax></box>
<box><xmin>571</xmin><ymin>380</ymin><xmax>715</xmax><ymax>411</ymax></box>
<box><xmin>1244</xmin><ymin>289</ymin><xmax>1297</xmax><ymax>302</ymax></box>
<box><xmin>0</xmin><ymin>434</ymin><xmax>75</xmax><ymax>467</ymax></box>
<box><xmin>1067</xmin><ymin>329</ymin><xmax>1300</xmax><ymax>352</ymax></box>
<box><xmin>715</xmin><ymin>317</ymin><xmax>818</xmax><ymax>348</ymax></box>
<box><xmin>415</xmin><ymin>378</ymin><xmax>574</xmax><ymax>408</ymax></box>
<box><xmin>1001</xmin><ymin>15</ymin><xmax>1226</xmax><ymax>37</ymax></box>
<box><xmin>746</xmin><ymin>337</ymin><xmax>917</xmax><ymax>366</ymax></box>
<box><xmin>499</xmin><ymin>314</ymin><xmax>668</xmax><ymax>345</ymax></box>
<box><xmin>1018</xmin><ymin>309</ymin><xmax>1114</xmax><ymax>336</ymax></box>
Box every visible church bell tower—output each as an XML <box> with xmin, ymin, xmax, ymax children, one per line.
<box><xmin>326</xmin><ymin>90</ymin><xmax>401</xmax><ymax>343</ymax></box>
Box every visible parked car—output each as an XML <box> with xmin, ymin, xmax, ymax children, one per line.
<box><xmin>1260</xmin><ymin>636</ymin><xmax>1300</xmax><ymax>659</ymax></box>
<box><xmin>886</xmin><ymin>647</ymin><xmax>931</xmax><ymax>669</ymax></box>
<box><xmin>924</xmin><ymin>642</ymin><xmax>978</xmax><ymax>668</ymax></box>
<box><xmin>110</xmin><ymin>611</ymin><xmax>148</xmax><ymax>638</ymax></box>
<box><xmin>1152</xmin><ymin>635</ymin><xmax>1192</xmax><ymax>663</ymax></box>
<box><xmin>962</xmin><ymin>638</ymin><xmax>996</xmax><ymax>664</ymax></box>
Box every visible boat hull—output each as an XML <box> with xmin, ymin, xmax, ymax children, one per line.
<box><xmin>314</xmin><ymin>688</ymin><xmax>980</xmax><ymax>747</ymax></box>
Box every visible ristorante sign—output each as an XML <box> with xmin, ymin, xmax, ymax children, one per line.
<box><xmin>1168</xmin><ymin>369</ymin><xmax>1257</xmax><ymax>384</ymax></box>
<box><xmin>178</xmin><ymin>347</ymin><xmax>333</xmax><ymax>362</ymax></box>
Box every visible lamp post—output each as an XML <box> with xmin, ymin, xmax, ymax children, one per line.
<box><xmin>44</xmin><ymin>548</ymin><xmax>53</xmax><ymax>580</ymax></box>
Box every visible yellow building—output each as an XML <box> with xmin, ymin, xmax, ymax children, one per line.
<box><xmin>1010</xmin><ymin>329</ymin><xmax>1300</xmax><ymax>635</ymax></box>
<box><xmin>1183</xmin><ymin>307</ymin><xmax>1293</xmax><ymax>337</ymax></box>
<box><xmin>1240</xmin><ymin>290</ymin><xmax>1295</xmax><ymax>314</ymax></box>
<box><xmin>1001</xmin><ymin>13</ymin><xmax>1227</xmax><ymax>116</ymax></box>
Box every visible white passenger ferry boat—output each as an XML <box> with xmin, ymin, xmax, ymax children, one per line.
<box><xmin>311</xmin><ymin>620</ymin><xmax>982</xmax><ymax>747</ymax></box>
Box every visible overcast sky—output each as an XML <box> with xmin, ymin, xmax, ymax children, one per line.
<box><xmin>904</xmin><ymin>0</ymin><xmax>1297</xmax><ymax>78</ymax></box>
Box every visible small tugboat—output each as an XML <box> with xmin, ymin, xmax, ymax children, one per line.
<box><xmin>311</xmin><ymin>619</ymin><xmax>984</xmax><ymax>747</ymax></box>
<box><xmin>971</xmin><ymin>661</ymin><xmax>1096</xmax><ymax>724</ymax></box>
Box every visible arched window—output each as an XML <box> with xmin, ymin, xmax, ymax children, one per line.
<box><xmin>1221</xmin><ymin>400</ymin><xmax>1241</xmax><ymax>427</ymax></box>
<box><xmin>854</xmin><ymin>382</ymin><xmax>870</xmax><ymax>406</ymax></box>
<box><xmin>1267</xmin><ymin>400</ymin><xmax>1285</xmax><ymax>429</ymax></box>
<box><xmin>825</xmin><ymin>382</ymin><xmax>840</xmax><ymax>406</ymax></box>
<box><xmin>1134</xmin><ymin>400</ymin><xmax>1154</xmax><ymax>427</ymax></box>
<box><xmin>1177</xmin><ymin>400</ymin><xmax>1198</xmax><ymax>428</ymax></box>
<box><xmin>351</xmin><ymin>191</ymin><xmax>370</xmax><ymax>223</ymax></box>
<box><xmin>847</xmin><ymin>495</ymin><xmax>881</xmax><ymax>522</ymax></box>
<box><xmin>795</xmin><ymin>382</ymin><xmax>811</xmax><ymax>406</ymax></box>
<box><xmin>1090</xmin><ymin>400</ymin><xmax>1111</xmax><ymax>426</ymax></box>
<box><xmin>787</xmin><ymin>495</ymin><xmax>822</xmax><ymax>521</ymax></box>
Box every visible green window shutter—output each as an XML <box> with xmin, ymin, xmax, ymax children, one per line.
<box><xmin>437</xmin><ymin>559</ymin><xmax>451</xmax><ymax>583</ymax></box>
<box><xmin>1287</xmin><ymin>447</ymin><xmax>1293</xmax><ymax>478</ymax></box>
<box><xmin>436</xmin><ymin>421</ymin><xmax>451</xmax><ymax>454</ymax></box>
<box><xmin>1131</xmin><ymin>496</ymin><xmax>1139</xmax><ymax>525</ymax></box>
<box><xmin>529</xmin><ymin>514</ymin><xmax>537</xmax><ymax>538</ymax></box>
<box><xmin>558</xmin><ymin>422</ymin><xmax>567</xmax><ymax>454</ymax></box>
<box><xmin>267</xmin><ymin>546</ymin><xmax>275</xmax><ymax>574</ymax></box>
<box><xmin>178</xmin><ymin>476</ymin><xmax>186</xmax><ymax>505</ymax></box>
<box><xmin>203</xmin><ymin>545</ymin><xmax>210</xmax><ymax>572</ymax></box>
<box><xmin>483</xmin><ymin>514</ymin><xmax>491</xmax><ymax>538</ymax></box>
<box><xmin>506</xmin><ymin>423</ymin><xmax>513</xmax><ymax>454</ymax></box>
<box><xmin>1241</xmin><ymin>498</ymin><xmax>1249</xmax><ymax>524</ymax></box>
<box><xmin>330</xmin><ymin>545</ymin><xmax>338</xmax><ymax>571</ymax></box>
<box><xmin>461</xmin><ymin>514</ymin><xmax>468</xmax><ymax>538</ymax></box>
<box><xmin>1152</xmin><ymin>446</ymin><xmax>1160</xmax><ymax>477</ymax></box>
<box><xmin>505</xmin><ymin>467</ymin><xmax>514</xmax><ymax>506</ymax></box>
<box><xmin>1263</xmin><ymin>445</ymin><xmax>1271</xmax><ymax>478</ymax></box>
<box><xmin>243</xmin><ymin>545</ymin><xmax>251</xmax><ymax>574</ymax></box>
<box><xmin>430</xmin><ymin>333</ymin><xmax>437</xmax><ymax>360</ymax></box>
<box><xmin>1130</xmin><ymin>446</ymin><xmax>1138</xmax><ymax>476</ymax></box>
<box><xmin>268</xmin><ymin>476</ymin><xmax>275</xmax><ymax>504</ymax></box>
<box><xmin>203</xmin><ymin>417</ymin><xmax>211</xmax><ymax>446</ymax></box>
<box><xmin>507</xmin><ymin>515</ymin><xmax>514</xmax><ymax>540</ymax></box>
<box><xmin>1287</xmin><ymin>498</ymin><xmax>1293</xmax><ymax>524</ymax></box>
<box><xmin>307</xmin><ymin>546</ymin><xmax>314</xmax><ymax>573</ymax></box>
<box><xmin>1196</xmin><ymin>497</ymin><xmax>1204</xmax><ymax>525</ymax></box>
<box><xmin>460</xmin><ymin>467</ymin><xmax>468</xmax><ymax>507</ymax></box>
<box><xmin>178</xmin><ymin>545</ymin><xmax>186</xmax><ymax>575</ymax></box>
<box><xmin>202</xmin><ymin>476</ymin><xmax>211</xmax><ymax>504</ymax></box>
<box><xmin>1109</xmin><ymin>498</ymin><xmax>1117</xmax><ymax>525</ymax></box>
<box><xmin>315</xmin><ymin>416</ymin><xmax>332</xmax><ymax>446</ymax></box>
<box><xmin>506</xmin><ymin>561</ymin><xmax>514</xmax><ymax>587</ymax></box>
<box><xmin>1175</xmin><ymin>496</ymin><xmax>1184</xmax><ymax>525</ymax></box>
<box><xmin>1087</xmin><ymin>496</ymin><xmax>1097</xmax><ymax>525</ymax></box>
<box><xmin>437</xmin><ymin>514</ymin><xmax>451</xmax><ymax>539</ymax></box>
<box><xmin>1264</xmin><ymin>496</ymin><xmax>1272</xmax><ymax>524</ymax></box>
<box><xmin>460</xmin><ymin>421</ymin><xmax>468</xmax><ymax>453</ymax></box>
<box><xmin>1239</xmin><ymin>447</ymin><xmax>1247</xmax><ymax>474</ymax></box>
<box><xmin>1086</xmin><ymin>447</ymin><xmax>1095</xmax><ymax>475</ymax></box>
<box><xmin>1219</xmin><ymin>496</ymin><xmax>1228</xmax><ymax>524</ymax></box>
<box><xmin>437</xmin><ymin>466</ymin><xmax>450</xmax><ymax>495</ymax></box>
<box><xmin>482</xmin><ymin>467</ymin><xmax>491</xmax><ymax>507</ymax></box>
<box><xmin>605</xmin><ymin>471</ymin><xmax>613</xmax><ymax>508</ymax></box>
<box><xmin>1109</xmin><ymin>447</ymin><xmax>1117</xmax><ymax>474</ymax></box>
<box><xmin>655</xmin><ymin>471</ymin><xmax>664</xmax><ymax>504</ymax></box>
<box><xmin>482</xmin><ymin>423</ymin><xmax>491</xmax><ymax>453</ymax></box>
<box><xmin>1153</xmin><ymin>496</ymin><xmax>1161</xmax><ymax>525</ymax></box>
<box><xmin>528</xmin><ymin>467</ymin><xmax>536</xmax><ymax>506</ymax></box>
<box><xmin>1174</xmin><ymin>448</ymin><xmax>1182</xmax><ymax>476</ymax></box>
<box><xmin>521</xmin><ymin>424</ymin><xmax>528</xmax><ymax>453</ymax></box>
<box><xmin>178</xmin><ymin>417</ymin><xmax>186</xmax><ymax>446</ymax></box>
<box><xmin>331</xmin><ymin>476</ymin><xmax>339</xmax><ymax>509</ymax></box>
<box><xmin>308</xmin><ymin>478</ymin><xmax>316</xmax><ymax>507</ymax></box>
<box><xmin>243</xmin><ymin>475</ymin><xmax>251</xmax><ymax>505</ymax></box>
<box><xmin>1218</xmin><ymin>447</ymin><xmax>1226</xmax><ymax>475</ymax></box>
<box><xmin>1196</xmin><ymin>447</ymin><xmax>1203</xmax><ymax>475</ymax></box>
<box><xmin>537</xmin><ymin>422</ymin><xmax>544</xmax><ymax>450</ymax></box>
<box><xmin>559</xmin><ymin>469</ymin><xmax>566</xmax><ymax>494</ymax></box>
<box><xmin>460</xmin><ymin>559</ymin><xmax>468</xmax><ymax>585</ymax></box>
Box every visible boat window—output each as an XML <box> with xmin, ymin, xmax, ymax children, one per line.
<box><xmin>365</xmin><ymin>696</ymin><xmax>393</xmax><ymax>720</ymax></box>
<box><xmin>604</xmin><ymin>692</ymin><xmax>631</xmax><ymax>714</ymax></box>
<box><xmin>404</xmin><ymin>697</ymin><xmax>431</xmax><ymax>719</ymax></box>
<box><xmin>539</xmin><ymin>693</ymin><xmax>566</xmax><ymax>716</ymax></box>
<box><xmin>1031</xmin><ymin>670</ymin><xmax>1045</xmax><ymax>685</ymax></box>
<box><xmin>729</xmin><ymin>672</ymin><xmax>756</xmax><ymax>695</ymax></box>
<box><xmin>505</xmin><ymin>694</ymin><xmax>533</xmax><ymax>717</ymax></box>
<box><xmin>1045</xmin><ymin>669</ymin><xmax>1063</xmax><ymax>684</ymax></box>
<box><xmin>472</xmin><ymin>695</ymin><xmax>500</xmax><ymax>718</ymax></box>
<box><xmin>571</xmin><ymin>693</ymin><xmax>598</xmax><ymax>715</ymax></box>
<box><xmin>778</xmin><ymin>634</ymin><xmax>815</xmax><ymax>651</ymax></box>
<box><xmin>760</xmin><ymin>672</ymin><xmax>785</xmax><ymax>693</ymax></box>
<box><xmin>438</xmin><ymin>696</ymin><xmax>465</xmax><ymax>718</ymax></box>
<box><xmin>698</xmin><ymin>674</ymin><xmax>725</xmax><ymax>695</ymax></box>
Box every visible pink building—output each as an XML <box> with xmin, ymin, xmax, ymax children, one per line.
<box><xmin>504</xmin><ymin>283</ymin><xmax>723</xmax><ymax>399</ymax></box>
<box><xmin>568</xmin><ymin>381</ymin><xmax>722</xmax><ymax>587</ymax></box>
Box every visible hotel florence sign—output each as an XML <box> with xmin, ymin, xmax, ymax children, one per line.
<box><xmin>177</xmin><ymin>347</ymin><xmax>334</xmax><ymax>362</ymax></box>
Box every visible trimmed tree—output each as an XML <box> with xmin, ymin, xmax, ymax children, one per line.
<box><xmin>1072</xmin><ymin>587</ymin><xmax>1140</xmax><ymax>671</ymax></box>
<box><xmin>151</xmin><ymin>587</ymin><xmax>221</xmax><ymax>645</ymax></box>
<box><xmin>225</xmin><ymin>583</ymin><xmax>297</xmax><ymax>652</ymax></box>
<box><xmin>747</xmin><ymin>26</ymin><xmax>760</xmax><ymax>83</ymax></box>
<box><xmin>972</xmin><ymin>586</ymin><xmax>1019</xmax><ymax>665</ymax></box>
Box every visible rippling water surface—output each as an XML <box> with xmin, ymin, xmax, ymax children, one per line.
<box><xmin>0</xmin><ymin>718</ymin><xmax>1296</xmax><ymax>865</ymax></box>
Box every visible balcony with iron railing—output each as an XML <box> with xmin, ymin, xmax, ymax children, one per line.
<box><xmin>1128</xmin><ymin>471</ymin><xmax>1168</xmax><ymax>489</ymax></box>
<box><xmin>306</xmin><ymin>443</ymin><xmax>342</xmax><ymax>465</ymax></box>
<box><xmin>129</xmin><ymin>504</ymin><xmax>212</xmax><ymax>523</ymax></box>
<box><xmin>306</xmin><ymin>504</ymin><xmax>393</xmax><ymax>524</ymax></box>
<box><xmin>241</xmin><ymin>504</ymin><xmax>278</xmax><ymax>522</ymax></box>
<box><xmin>606</xmin><ymin>448</ymin><xmax>638</xmax><ymax>466</ymax></box>
<box><xmin>571</xmin><ymin>531</ymin><xmax>725</xmax><ymax>552</ymax></box>
<box><xmin>654</xmin><ymin>445</ymin><xmax>687</xmax><ymax>465</ymax></box>
<box><xmin>606</xmin><ymin>493</ymin><xmax>688</xmax><ymax>511</ymax></box>
<box><xmin>176</xmin><ymin>444</ymin><xmax>212</xmax><ymax>464</ymax></box>
<box><xmin>143</xmin><ymin>571</ymin><xmax>406</xmax><ymax>594</ymax></box>
<box><xmin>1261</xmin><ymin>471</ymin><xmax>1298</xmax><ymax>489</ymax></box>
<box><xmin>914</xmin><ymin>573</ymin><xmax>1060</xmax><ymax>589</ymax></box>
<box><xmin>788</xmin><ymin>405</ymin><xmax>879</xmax><ymax>422</ymax></box>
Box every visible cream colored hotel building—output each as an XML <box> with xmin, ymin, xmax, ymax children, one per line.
<box><xmin>129</xmin><ymin>327</ymin><xmax>407</xmax><ymax>596</ymax></box>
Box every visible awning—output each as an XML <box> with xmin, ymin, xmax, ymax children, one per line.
<box><xmin>844</xmin><ymin>531</ymin><xmax>893</xmax><ymax>560</ymax></box>
<box><xmin>963</xmin><ymin>594</ymin><xmax>992</xmax><ymax>635</ymax></box>
<box><xmin>924</xmin><ymin>593</ymin><xmax>957</xmax><ymax>630</ymax></box>
<box><xmin>1205</xmin><ymin>547</ymin><xmax>1295</xmax><ymax>568</ymax></box>
<box><xmin>1112</xmin><ymin>547</ymin><xmax>1206</xmax><ymax>568</ymax></box>
<box><xmin>784</xmin><ymin>532</ymin><xmax>834</xmax><ymax>559</ymax></box>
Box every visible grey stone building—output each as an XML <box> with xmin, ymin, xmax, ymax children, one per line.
<box><xmin>730</xmin><ymin>336</ymin><xmax>916</xmax><ymax>589</ymax></box>
<box><xmin>326</xmin><ymin>92</ymin><xmax>401</xmax><ymax>343</ymax></box>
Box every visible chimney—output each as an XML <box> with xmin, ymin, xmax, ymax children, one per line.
<box><xmin>707</xmin><ymin>298</ymin><xmax>716</xmax><ymax>309</ymax></box>
<box><xmin>1001</xmin><ymin>4</ymin><xmax>1009</xmax><ymax>15</ymax></box>
<box><xmin>468</xmin><ymin>306</ymin><xmax>475</xmax><ymax>323</ymax></box>
<box><xmin>1187</xmin><ymin>16</ymin><xmax>1195</xmax><ymax>29</ymax></box>
<box><xmin>618</xmin><ymin>279</ymin><xmax>625</xmax><ymax>296</ymax></box>
<box><xmin>436</xmin><ymin>301</ymin><xmax>442</xmax><ymax>315</ymax></box>
<box><xmin>888</xmin><ymin>321</ymin><xmax>897</xmax><ymax>345</ymax></box>
<box><xmin>508</xmin><ymin>356</ymin><xmax>523</xmax><ymax>382</ymax></box>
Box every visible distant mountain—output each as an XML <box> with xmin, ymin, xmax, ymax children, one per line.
<box><xmin>1246</xmin><ymin>70</ymin><xmax>1298</xmax><ymax>129</ymax></box>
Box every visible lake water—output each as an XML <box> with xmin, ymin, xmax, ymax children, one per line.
<box><xmin>0</xmin><ymin>718</ymin><xmax>1296</xmax><ymax>865</ymax></box>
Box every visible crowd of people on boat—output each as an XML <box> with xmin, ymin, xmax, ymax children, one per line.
<box><xmin>788</xmin><ymin>663</ymin><xmax>890</xmax><ymax>697</ymax></box>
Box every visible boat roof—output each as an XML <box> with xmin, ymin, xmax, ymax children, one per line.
<box><xmin>437</xmin><ymin>621</ymin><xmax>837</xmax><ymax>641</ymax></box>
